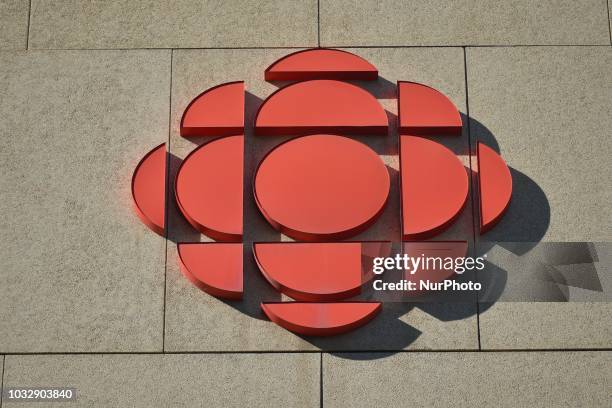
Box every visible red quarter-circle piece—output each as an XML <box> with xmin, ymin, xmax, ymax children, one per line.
<box><xmin>261</xmin><ymin>302</ymin><xmax>381</xmax><ymax>336</ymax></box>
<box><xmin>254</xmin><ymin>135</ymin><xmax>390</xmax><ymax>241</ymax></box>
<box><xmin>255</xmin><ymin>80</ymin><xmax>388</xmax><ymax>135</ymax></box>
<box><xmin>175</xmin><ymin>135</ymin><xmax>243</xmax><ymax>241</ymax></box>
<box><xmin>177</xmin><ymin>243</ymin><xmax>243</xmax><ymax>299</ymax></box>
<box><xmin>253</xmin><ymin>242</ymin><xmax>364</xmax><ymax>301</ymax></box>
<box><xmin>478</xmin><ymin>142</ymin><xmax>513</xmax><ymax>234</ymax></box>
<box><xmin>180</xmin><ymin>81</ymin><xmax>244</xmax><ymax>137</ymax></box>
<box><xmin>401</xmin><ymin>135</ymin><xmax>468</xmax><ymax>240</ymax></box>
<box><xmin>131</xmin><ymin>143</ymin><xmax>166</xmax><ymax>236</ymax></box>
<box><xmin>398</xmin><ymin>81</ymin><xmax>462</xmax><ymax>136</ymax></box>
<box><xmin>264</xmin><ymin>48</ymin><xmax>378</xmax><ymax>81</ymax></box>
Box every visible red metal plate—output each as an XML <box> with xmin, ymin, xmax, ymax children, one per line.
<box><xmin>264</xmin><ymin>48</ymin><xmax>378</xmax><ymax>81</ymax></box>
<box><xmin>131</xmin><ymin>143</ymin><xmax>166</xmax><ymax>235</ymax></box>
<box><xmin>261</xmin><ymin>302</ymin><xmax>381</xmax><ymax>336</ymax></box>
<box><xmin>177</xmin><ymin>243</ymin><xmax>242</xmax><ymax>299</ymax></box>
<box><xmin>254</xmin><ymin>242</ymin><xmax>391</xmax><ymax>301</ymax></box>
<box><xmin>255</xmin><ymin>80</ymin><xmax>388</xmax><ymax>135</ymax></box>
<box><xmin>180</xmin><ymin>81</ymin><xmax>244</xmax><ymax>137</ymax></box>
<box><xmin>477</xmin><ymin>142</ymin><xmax>513</xmax><ymax>234</ymax></box>
<box><xmin>254</xmin><ymin>135</ymin><xmax>390</xmax><ymax>241</ymax></box>
<box><xmin>398</xmin><ymin>81</ymin><xmax>462</xmax><ymax>136</ymax></box>
<box><xmin>253</xmin><ymin>242</ymin><xmax>363</xmax><ymax>301</ymax></box>
<box><xmin>175</xmin><ymin>135</ymin><xmax>243</xmax><ymax>241</ymax></box>
<box><xmin>401</xmin><ymin>135</ymin><xmax>468</xmax><ymax>239</ymax></box>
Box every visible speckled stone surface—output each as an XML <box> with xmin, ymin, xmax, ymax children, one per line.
<box><xmin>0</xmin><ymin>1</ymin><xmax>610</xmax><ymax>404</ymax></box>
<box><xmin>468</xmin><ymin>46</ymin><xmax>611</xmax><ymax>243</ymax></box>
<box><xmin>4</xmin><ymin>353</ymin><xmax>319</xmax><ymax>407</ymax></box>
<box><xmin>320</xmin><ymin>0</ymin><xmax>611</xmax><ymax>46</ymax></box>
<box><xmin>0</xmin><ymin>0</ymin><xmax>29</xmax><ymax>49</ymax></box>
<box><xmin>0</xmin><ymin>50</ymin><xmax>170</xmax><ymax>352</ymax></box>
<box><xmin>28</xmin><ymin>0</ymin><xmax>318</xmax><ymax>49</ymax></box>
<box><xmin>324</xmin><ymin>351</ymin><xmax>612</xmax><ymax>407</ymax></box>
<box><xmin>468</xmin><ymin>46</ymin><xmax>612</xmax><ymax>349</ymax></box>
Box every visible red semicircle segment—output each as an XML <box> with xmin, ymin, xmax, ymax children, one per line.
<box><xmin>401</xmin><ymin>135</ymin><xmax>468</xmax><ymax>240</ymax></box>
<box><xmin>477</xmin><ymin>142</ymin><xmax>513</xmax><ymax>234</ymax></box>
<box><xmin>131</xmin><ymin>143</ymin><xmax>166</xmax><ymax>235</ymax></box>
<box><xmin>177</xmin><ymin>243</ymin><xmax>243</xmax><ymax>299</ymax></box>
<box><xmin>265</xmin><ymin>48</ymin><xmax>378</xmax><ymax>81</ymax></box>
<box><xmin>255</xmin><ymin>80</ymin><xmax>388</xmax><ymax>135</ymax></box>
<box><xmin>180</xmin><ymin>81</ymin><xmax>244</xmax><ymax>137</ymax></box>
<box><xmin>261</xmin><ymin>302</ymin><xmax>381</xmax><ymax>336</ymax></box>
<box><xmin>254</xmin><ymin>135</ymin><xmax>390</xmax><ymax>241</ymax></box>
<box><xmin>253</xmin><ymin>242</ymin><xmax>364</xmax><ymax>301</ymax></box>
<box><xmin>175</xmin><ymin>135</ymin><xmax>243</xmax><ymax>241</ymax></box>
<box><xmin>398</xmin><ymin>81</ymin><xmax>462</xmax><ymax>136</ymax></box>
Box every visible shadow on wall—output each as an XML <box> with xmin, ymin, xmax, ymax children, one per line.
<box><xmin>164</xmin><ymin>76</ymin><xmax>551</xmax><ymax>359</ymax></box>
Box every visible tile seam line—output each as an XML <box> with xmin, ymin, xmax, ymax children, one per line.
<box><xmin>317</xmin><ymin>0</ymin><xmax>321</xmax><ymax>47</ymax></box>
<box><xmin>463</xmin><ymin>46</ymin><xmax>482</xmax><ymax>352</ymax></box>
<box><xmin>25</xmin><ymin>0</ymin><xmax>32</xmax><ymax>50</ymax></box>
<box><xmin>607</xmin><ymin>0</ymin><xmax>612</xmax><ymax>45</ymax></box>
<box><xmin>319</xmin><ymin>352</ymin><xmax>323</xmax><ymax>408</ymax></box>
<box><xmin>318</xmin><ymin>44</ymin><xmax>612</xmax><ymax>48</ymax></box>
<box><xmin>2</xmin><ymin>349</ymin><xmax>611</xmax><ymax>356</ymax></box>
<box><xmin>15</xmin><ymin>44</ymin><xmax>612</xmax><ymax>52</ymax></box>
<box><xmin>1</xmin><ymin>355</ymin><xmax>5</xmax><ymax>408</ymax></box>
<box><xmin>21</xmin><ymin>46</ymin><xmax>310</xmax><ymax>51</ymax></box>
<box><xmin>162</xmin><ymin>49</ymin><xmax>173</xmax><ymax>353</ymax></box>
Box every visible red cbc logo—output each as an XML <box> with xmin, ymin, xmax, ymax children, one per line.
<box><xmin>131</xmin><ymin>49</ymin><xmax>512</xmax><ymax>336</ymax></box>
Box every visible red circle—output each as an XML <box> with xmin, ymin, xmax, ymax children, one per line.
<box><xmin>175</xmin><ymin>135</ymin><xmax>243</xmax><ymax>241</ymax></box>
<box><xmin>254</xmin><ymin>134</ymin><xmax>389</xmax><ymax>240</ymax></box>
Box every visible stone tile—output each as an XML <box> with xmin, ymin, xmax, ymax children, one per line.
<box><xmin>3</xmin><ymin>353</ymin><xmax>319</xmax><ymax>407</ymax></box>
<box><xmin>28</xmin><ymin>0</ymin><xmax>317</xmax><ymax>49</ymax></box>
<box><xmin>320</xmin><ymin>0</ymin><xmax>611</xmax><ymax>46</ymax></box>
<box><xmin>479</xmin><ymin>303</ymin><xmax>612</xmax><ymax>349</ymax></box>
<box><xmin>0</xmin><ymin>0</ymin><xmax>29</xmax><ymax>49</ymax></box>
<box><xmin>467</xmin><ymin>46</ymin><xmax>612</xmax><ymax>348</ymax></box>
<box><xmin>0</xmin><ymin>50</ymin><xmax>170</xmax><ymax>352</ymax></box>
<box><xmin>323</xmin><ymin>351</ymin><xmax>612</xmax><ymax>408</ymax></box>
<box><xmin>468</xmin><ymin>47</ymin><xmax>611</xmax><ymax>242</ymax></box>
<box><xmin>164</xmin><ymin>47</ymin><xmax>478</xmax><ymax>351</ymax></box>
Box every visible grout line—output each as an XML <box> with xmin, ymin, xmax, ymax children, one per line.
<box><xmin>317</xmin><ymin>0</ymin><xmax>321</xmax><ymax>47</ymax></box>
<box><xmin>0</xmin><ymin>355</ymin><xmax>5</xmax><ymax>408</ymax></box>
<box><xmin>474</xmin><ymin>295</ymin><xmax>482</xmax><ymax>349</ymax></box>
<box><xmin>463</xmin><ymin>47</ymin><xmax>482</xmax><ymax>351</ymax></box>
<box><xmin>1</xmin><ymin>349</ymin><xmax>610</xmax><ymax>356</ymax></box>
<box><xmin>161</xmin><ymin>49</ymin><xmax>174</xmax><ymax>353</ymax></box>
<box><xmin>607</xmin><ymin>0</ymin><xmax>612</xmax><ymax>45</ymax></box>
<box><xmin>24</xmin><ymin>46</ymin><xmax>310</xmax><ymax>51</ymax></box>
<box><xmin>319</xmin><ymin>353</ymin><xmax>323</xmax><ymax>408</ymax></box>
<box><xmin>15</xmin><ymin>44</ymin><xmax>612</xmax><ymax>52</ymax></box>
<box><xmin>25</xmin><ymin>0</ymin><xmax>32</xmax><ymax>50</ymax></box>
<box><xmin>161</xmin><ymin>217</ymin><xmax>168</xmax><ymax>350</ymax></box>
<box><xmin>475</xmin><ymin>298</ymin><xmax>482</xmax><ymax>350</ymax></box>
<box><xmin>320</xmin><ymin>44</ymin><xmax>612</xmax><ymax>48</ymax></box>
